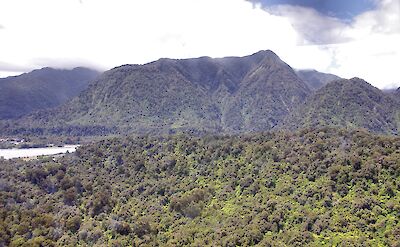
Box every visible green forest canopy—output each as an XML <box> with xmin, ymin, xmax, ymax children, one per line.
<box><xmin>0</xmin><ymin>127</ymin><xmax>399</xmax><ymax>246</ymax></box>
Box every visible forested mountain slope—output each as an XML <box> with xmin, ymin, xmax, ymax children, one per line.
<box><xmin>1</xmin><ymin>52</ymin><xmax>399</xmax><ymax>137</ymax></box>
<box><xmin>0</xmin><ymin>67</ymin><xmax>99</xmax><ymax>119</ymax></box>
<box><xmin>2</xmin><ymin>51</ymin><xmax>310</xmax><ymax>135</ymax></box>
<box><xmin>284</xmin><ymin>78</ymin><xmax>400</xmax><ymax>135</ymax></box>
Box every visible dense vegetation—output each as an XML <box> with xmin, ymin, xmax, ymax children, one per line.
<box><xmin>1</xmin><ymin>52</ymin><xmax>399</xmax><ymax>137</ymax></box>
<box><xmin>1</xmin><ymin>128</ymin><xmax>399</xmax><ymax>246</ymax></box>
<box><xmin>284</xmin><ymin>78</ymin><xmax>400</xmax><ymax>135</ymax></box>
<box><xmin>0</xmin><ymin>51</ymin><xmax>310</xmax><ymax>136</ymax></box>
<box><xmin>0</xmin><ymin>67</ymin><xmax>99</xmax><ymax>119</ymax></box>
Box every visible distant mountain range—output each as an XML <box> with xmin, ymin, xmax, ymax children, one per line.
<box><xmin>0</xmin><ymin>67</ymin><xmax>99</xmax><ymax>119</ymax></box>
<box><xmin>296</xmin><ymin>69</ymin><xmax>341</xmax><ymax>91</ymax></box>
<box><xmin>0</xmin><ymin>51</ymin><xmax>399</xmax><ymax>136</ymax></box>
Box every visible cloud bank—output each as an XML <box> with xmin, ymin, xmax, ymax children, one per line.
<box><xmin>266</xmin><ymin>0</ymin><xmax>400</xmax><ymax>88</ymax></box>
<box><xmin>0</xmin><ymin>0</ymin><xmax>398</xmax><ymax>88</ymax></box>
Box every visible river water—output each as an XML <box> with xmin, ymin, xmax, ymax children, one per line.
<box><xmin>0</xmin><ymin>145</ymin><xmax>79</xmax><ymax>159</ymax></box>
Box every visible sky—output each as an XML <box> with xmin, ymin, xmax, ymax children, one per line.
<box><xmin>255</xmin><ymin>0</ymin><xmax>377</xmax><ymax>20</ymax></box>
<box><xmin>0</xmin><ymin>0</ymin><xmax>399</xmax><ymax>89</ymax></box>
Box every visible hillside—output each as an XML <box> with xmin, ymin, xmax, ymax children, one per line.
<box><xmin>3</xmin><ymin>51</ymin><xmax>310</xmax><ymax>136</ymax></box>
<box><xmin>1</xmin><ymin>52</ymin><xmax>399</xmax><ymax>137</ymax></box>
<box><xmin>296</xmin><ymin>69</ymin><xmax>341</xmax><ymax>91</ymax></box>
<box><xmin>0</xmin><ymin>67</ymin><xmax>100</xmax><ymax>119</ymax></box>
<box><xmin>284</xmin><ymin>78</ymin><xmax>400</xmax><ymax>134</ymax></box>
<box><xmin>0</xmin><ymin>128</ymin><xmax>399</xmax><ymax>246</ymax></box>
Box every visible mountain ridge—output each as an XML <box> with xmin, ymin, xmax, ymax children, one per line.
<box><xmin>296</xmin><ymin>69</ymin><xmax>341</xmax><ymax>91</ymax></box>
<box><xmin>1</xmin><ymin>51</ymin><xmax>399</xmax><ymax>136</ymax></box>
<box><xmin>0</xmin><ymin>67</ymin><xmax>100</xmax><ymax>119</ymax></box>
<box><xmin>3</xmin><ymin>50</ymin><xmax>311</xmax><ymax>135</ymax></box>
<box><xmin>283</xmin><ymin>77</ymin><xmax>400</xmax><ymax>134</ymax></box>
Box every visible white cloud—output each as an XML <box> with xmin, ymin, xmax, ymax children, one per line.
<box><xmin>352</xmin><ymin>0</ymin><xmax>400</xmax><ymax>36</ymax></box>
<box><xmin>267</xmin><ymin>0</ymin><xmax>400</xmax><ymax>88</ymax></box>
<box><xmin>266</xmin><ymin>5</ymin><xmax>351</xmax><ymax>45</ymax></box>
<box><xmin>0</xmin><ymin>0</ymin><xmax>297</xmax><ymax>72</ymax></box>
<box><xmin>0</xmin><ymin>0</ymin><xmax>399</xmax><ymax>88</ymax></box>
<box><xmin>0</xmin><ymin>61</ymin><xmax>32</xmax><ymax>78</ymax></box>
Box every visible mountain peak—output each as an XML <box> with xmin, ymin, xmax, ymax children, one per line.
<box><xmin>29</xmin><ymin>67</ymin><xmax>98</xmax><ymax>75</ymax></box>
<box><xmin>340</xmin><ymin>77</ymin><xmax>381</xmax><ymax>91</ymax></box>
<box><xmin>247</xmin><ymin>50</ymin><xmax>280</xmax><ymax>61</ymax></box>
<box><xmin>251</xmin><ymin>49</ymin><xmax>277</xmax><ymax>57</ymax></box>
<box><xmin>5</xmin><ymin>50</ymin><xmax>311</xmax><ymax>135</ymax></box>
<box><xmin>29</xmin><ymin>67</ymin><xmax>55</xmax><ymax>74</ymax></box>
<box><xmin>323</xmin><ymin>77</ymin><xmax>372</xmax><ymax>89</ymax></box>
<box><xmin>349</xmin><ymin>77</ymin><xmax>367</xmax><ymax>83</ymax></box>
<box><xmin>284</xmin><ymin>77</ymin><xmax>399</xmax><ymax>134</ymax></box>
<box><xmin>325</xmin><ymin>77</ymin><xmax>376</xmax><ymax>92</ymax></box>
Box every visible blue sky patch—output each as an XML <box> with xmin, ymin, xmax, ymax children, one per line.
<box><xmin>253</xmin><ymin>0</ymin><xmax>377</xmax><ymax>20</ymax></box>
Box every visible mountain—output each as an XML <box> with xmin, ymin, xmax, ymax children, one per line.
<box><xmin>4</xmin><ymin>50</ymin><xmax>310</xmax><ymax>135</ymax></box>
<box><xmin>0</xmin><ymin>67</ymin><xmax>100</xmax><ymax>119</ymax></box>
<box><xmin>284</xmin><ymin>78</ymin><xmax>400</xmax><ymax>134</ymax></box>
<box><xmin>394</xmin><ymin>88</ymin><xmax>400</xmax><ymax>106</ymax></box>
<box><xmin>2</xmin><ymin>52</ymin><xmax>397</xmax><ymax>137</ymax></box>
<box><xmin>296</xmin><ymin>69</ymin><xmax>341</xmax><ymax>91</ymax></box>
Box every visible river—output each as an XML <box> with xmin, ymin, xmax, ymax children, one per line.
<box><xmin>0</xmin><ymin>145</ymin><xmax>79</xmax><ymax>159</ymax></box>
